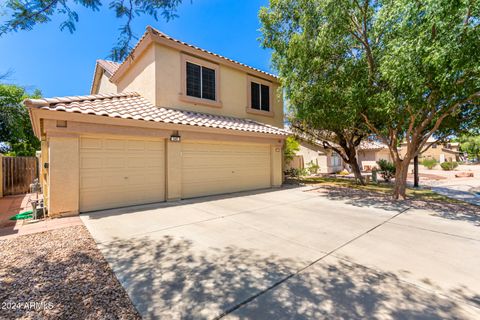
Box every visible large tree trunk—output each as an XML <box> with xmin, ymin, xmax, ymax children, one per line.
<box><xmin>413</xmin><ymin>156</ymin><xmax>419</xmax><ymax>188</ymax></box>
<box><xmin>349</xmin><ymin>158</ymin><xmax>365</xmax><ymax>185</ymax></box>
<box><xmin>344</xmin><ymin>147</ymin><xmax>365</xmax><ymax>185</ymax></box>
<box><xmin>393</xmin><ymin>159</ymin><xmax>410</xmax><ymax>200</ymax></box>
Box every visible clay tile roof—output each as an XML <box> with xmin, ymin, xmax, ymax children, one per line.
<box><xmin>96</xmin><ymin>60</ymin><xmax>120</xmax><ymax>77</ymax></box>
<box><xmin>25</xmin><ymin>92</ymin><xmax>287</xmax><ymax>136</ymax></box>
<box><xmin>358</xmin><ymin>140</ymin><xmax>388</xmax><ymax>151</ymax></box>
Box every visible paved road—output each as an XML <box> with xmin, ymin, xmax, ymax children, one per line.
<box><xmin>81</xmin><ymin>187</ymin><xmax>480</xmax><ymax>319</ymax></box>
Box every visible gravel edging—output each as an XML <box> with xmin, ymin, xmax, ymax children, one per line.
<box><xmin>0</xmin><ymin>225</ymin><xmax>141</xmax><ymax>319</ymax></box>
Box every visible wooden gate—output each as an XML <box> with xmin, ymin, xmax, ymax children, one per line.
<box><xmin>2</xmin><ymin>157</ymin><xmax>39</xmax><ymax>196</ymax></box>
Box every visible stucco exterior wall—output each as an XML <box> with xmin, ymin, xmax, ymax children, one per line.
<box><xmin>117</xmin><ymin>44</ymin><xmax>156</xmax><ymax>105</ymax></box>
<box><xmin>96</xmin><ymin>72</ymin><xmax>118</xmax><ymax>94</ymax></box>
<box><xmin>271</xmin><ymin>144</ymin><xmax>283</xmax><ymax>186</ymax></box>
<box><xmin>399</xmin><ymin>142</ymin><xmax>459</xmax><ymax>162</ymax></box>
<box><xmin>150</xmin><ymin>44</ymin><xmax>283</xmax><ymax>128</ymax></box>
<box><xmin>48</xmin><ymin>136</ymin><xmax>79</xmax><ymax>216</ymax></box>
<box><xmin>357</xmin><ymin>148</ymin><xmax>392</xmax><ymax>170</ymax></box>
<box><xmin>288</xmin><ymin>141</ymin><xmax>343</xmax><ymax>174</ymax></box>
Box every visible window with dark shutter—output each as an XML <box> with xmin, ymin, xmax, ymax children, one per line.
<box><xmin>186</xmin><ymin>62</ymin><xmax>201</xmax><ymax>98</ymax></box>
<box><xmin>250</xmin><ymin>81</ymin><xmax>270</xmax><ymax>112</ymax></box>
<box><xmin>186</xmin><ymin>61</ymin><xmax>216</xmax><ymax>101</ymax></box>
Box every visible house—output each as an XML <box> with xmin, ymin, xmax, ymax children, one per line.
<box><xmin>356</xmin><ymin>137</ymin><xmax>461</xmax><ymax>171</ymax></box>
<box><xmin>26</xmin><ymin>26</ymin><xmax>287</xmax><ymax>216</ymax></box>
<box><xmin>399</xmin><ymin>138</ymin><xmax>460</xmax><ymax>163</ymax></box>
<box><xmin>357</xmin><ymin>140</ymin><xmax>391</xmax><ymax>171</ymax></box>
<box><xmin>287</xmin><ymin>138</ymin><xmax>344</xmax><ymax>174</ymax></box>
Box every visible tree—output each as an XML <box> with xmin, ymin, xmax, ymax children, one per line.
<box><xmin>261</xmin><ymin>0</ymin><xmax>480</xmax><ymax>199</ymax></box>
<box><xmin>0</xmin><ymin>84</ymin><xmax>41</xmax><ymax>156</ymax></box>
<box><xmin>362</xmin><ymin>0</ymin><xmax>480</xmax><ymax>199</ymax></box>
<box><xmin>459</xmin><ymin>135</ymin><xmax>480</xmax><ymax>160</ymax></box>
<box><xmin>260</xmin><ymin>0</ymin><xmax>376</xmax><ymax>185</ymax></box>
<box><xmin>0</xmin><ymin>0</ymin><xmax>184</xmax><ymax>61</ymax></box>
<box><xmin>283</xmin><ymin>136</ymin><xmax>300</xmax><ymax>165</ymax></box>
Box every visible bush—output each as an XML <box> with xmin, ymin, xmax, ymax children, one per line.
<box><xmin>284</xmin><ymin>167</ymin><xmax>308</xmax><ymax>178</ymax></box>
<box><xmin>421</xmin><ymin>158</ymin><xmax>437</xmax><ymax>169</ymax></box>
<box><xmin>337</xmin><ymin>169</ymin><xmax>350</xmax><ymax>175</ymax></box>
<box><xmin>440</xmin><ymin>161</ymin><xmax>458</xmax><ymax>171</ymax></box>
<box><xmin>377</xmin><ymin>159</ymin><xmax>396</xmax><ymax>182</ymax></box>
<box><xmin>306</xmin><ymin>161</ymin><xmax>320</xmax><ymax>175</ymax></box>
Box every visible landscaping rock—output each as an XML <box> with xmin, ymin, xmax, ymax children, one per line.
<box><xmin>455</xmin><ymin>172</ymin><xmax>474</xmax><ymax>178</ymax></box>
<box><xmin>0</xmin><ymin>226</ymin><xmax>141</xmax><ymax>319</ymax></box>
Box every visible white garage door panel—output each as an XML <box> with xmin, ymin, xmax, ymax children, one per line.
<box><xmin>182</xmin><ymin>142</ymin><xmax>271</xmax><ymax>198</ymax></box>
<box><xmin>80</xmin><ymin>137</ymin><xmax>165</xmax><ymax>212</ymax></box>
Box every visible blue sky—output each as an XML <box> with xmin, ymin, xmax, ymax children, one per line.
<box><xmin>0</xmin><ymin>0</ymin><xmax>273</xmax><ymax>97</ymax></box>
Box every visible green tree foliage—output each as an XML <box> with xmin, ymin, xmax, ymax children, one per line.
<box><xmin>0</xmin><ymin>84</ymin><xmax>41</xmax><ymax>156</ymax></box>
<box><xmin>259</xmin><ymin>0</ymin><xmax>376</xmax><ymax>185</ymax></box>
<box><xmin>459</xmin><ymin>135</ymin><xmax>480</xmax><ymax>160</ymax></box>
<box><xmin>0</xmin><ymin>0</ymin><xmax>184</xmax><ymax>61</ymax></box>
<box><xmin>283</xmin><ymin>136</ymin><xmax>300</xmax><ymax>165</ymax></box>
<box><xmin>261</xmin><ymin>0</ymin><xmax>480</xmax><ymax>199</ymax></box>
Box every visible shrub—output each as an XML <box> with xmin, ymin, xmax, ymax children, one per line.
<box><xmin>306</xmin><ymin>161</ymin><xmax>320</xmax><ymax>175</ymax></box>
<box><xmin>377</xmin><ymin>159</ymin><xmax>396</xmax><ymax>182</ymax></box>
<box><xmin>421</xmin><ymin>158</ymin><xmax>437</xmax><ymax>170</ymax></box>
<box><xmin>440</xmin><ymin>161</ymin><xmax>458</xmax><ymax>171</ymax></box>
<box><xmin>284</xmin><ymin>167</ymin><xmax>308</xmax><ymax>178</ymax></box>
<box><xmin>337</xmin><ymin>169</ymin><xmax>350</xmax><ymax>175</ymax></box>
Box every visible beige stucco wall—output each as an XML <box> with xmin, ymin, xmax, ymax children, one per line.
<box><xmin>115</xmin><ymin>43</ymin><xmax>283</xmax><ymax>128</ymax></box>
<box><xmin>117</xmin><ymin>44</ymin><xmax>156</xmax><ymax>105</ymax></box>
<box><xmin>48</xmin><ymin>136</ymin><xmax>79</xmax><ymax>216</ymax></box>
<box><xmin>271</xmin><ymin>144</ymin><xmax>283</xmax><ymax>186</ymax></box>
<box><xmin>357</xmin><ymin>148</ymin><xmax>392</xmax><ymax>170</ymax></box>
<box><xmin>399</xmin><ymin>142</ymin><xmax>459</xmax><ymax>162</ymax></box>
<box><xmin>289</xmin><ymin>141</ymin><xmax>343</xmax><ymax>174</ymax></box>
<box><xmin>95</xmin><ymin>72</ymin><xmax>118</xmax><ymax>94</ymax></box>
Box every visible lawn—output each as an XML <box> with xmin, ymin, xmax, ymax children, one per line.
<box><xmin>299</xmin><ymin>177</ymin><xmax>466</xmax><ymax>204</ymax></box>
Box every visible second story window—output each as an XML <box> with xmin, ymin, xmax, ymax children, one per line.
<box><xmin>181</xmin><ymin>54</ymin><xmax>221</xmax><ymax>107</ymax></box>
<box><xmin>186</xmin><ymin>62</ymin><xmax>216</xmax><ymax>101</ymax></box>
<box><xmin>247</xmin><ymin>76</ymin><xmax>273</xmax><ymax>116</ymax></box>
<box><xmin>250</xmin><ymin>82</ymin><xmax>270</xmax><ymax>112</ymax></box>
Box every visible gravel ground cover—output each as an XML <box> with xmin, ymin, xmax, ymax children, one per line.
<box><xmin>0</xmin><ymin>225</ymin><xmax>141</xmax><ymax>319</ymax></box>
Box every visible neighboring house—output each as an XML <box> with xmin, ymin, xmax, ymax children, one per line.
<box><xmin>287</xmin><ymin>139</ymin><xmax>344</xmax><ymax>174</ymax></box>
<box><xmin>399</xmin><ymin>138</ymin><xmax>460</xmax><ymax>163</ymax></box>
<box><xmin>26</xmin><ymin>26</ymin><xmax>287</xmax><ymax>216</ymax></box>
<box><xmin>357</xmin><ymin>140</ymin><xmax>391</xmax><ymax>171</ymax></box>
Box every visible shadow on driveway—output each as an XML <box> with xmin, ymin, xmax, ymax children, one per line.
<box><xmin>103</xmin><ymin>235</ymin><xmax>479</xmax><ymax>319</ymax></box>
<box><xmin>309</xmin><ymin>185</ymin><xmax>480</xmax><ymax>226</ymax></box>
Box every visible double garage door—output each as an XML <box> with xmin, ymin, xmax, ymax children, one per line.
<box><xmin>79</xmin><ymin>137</ymin><xmax>271</xmax><ymax>212</ymax></box>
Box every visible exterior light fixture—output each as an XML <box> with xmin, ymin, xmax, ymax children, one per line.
<box><xmin>170</xmin><ymin>133</ymin><xmax>181</xmax><ymax>142</ymax></box>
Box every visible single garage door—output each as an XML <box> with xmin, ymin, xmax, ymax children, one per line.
<box><xmin>181</xmin><ymin>141</ymin><xmax>271</xmax><ymax>198</ymax></box>
<box><xmin>79</xmin><ymin>137</ymin><xmax>165</xmax><ymax>212</ymax></box>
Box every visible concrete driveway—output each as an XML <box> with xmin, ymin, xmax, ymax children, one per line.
<box><xmin>80</xmin><ymin>186</ymin><xmax>480</xmax><ymax>319</ymax></box>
